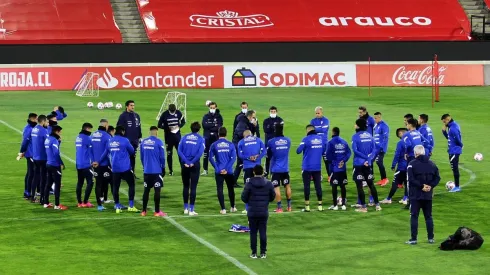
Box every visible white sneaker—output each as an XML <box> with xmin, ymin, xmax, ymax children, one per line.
<box><xmin>230</xmin><ymin>207</ymin><xmax>237</xmax><ymax>213</ymax></box>
<box><xmin>220</xmin><ymin>209</ymin><xmax>227</xmax><ymax>215</ymax></box>
<box><xmin>401</xmin><ymin>200</ymin><xmax>408</xmax><ymax>205</ymax></box>
<box><xmin>242</xmin><ymin>209</ymin><xmax>248</xmax><ymax>214</ymax></box>
<box><xmin>381</xmin><ymin>199</ymin><xmax>392</xmax><ymax>204</ymax></box>
<box><xmin>189</xmin><ymin>211</ymin><xmax>198</xmax><ymax>216</ymax></box>
<box><xmin>184</xmin><ymin>209</ymin><xmax>189</xmax><ymax>215</ymax></box>
<box><xmin>201</xmin><ymin>170</ymin><xmax>208</xmax><ymax>176</ymax></box>
<box><xmin>341</xmin><ymin>205</ymin><xmax>347</xmax><ymax>211</ymax></box>
<box><xmin>332</xmin><ymin>206</ymin><xmax>338</xmax><ymax>211</ymax></box>
<box><xmin>327</xmin><ymin>205</ymin><xmax>336</xmax><ymax>210</ymax></box>
<box><xmin>376</xmin><ymin>205</ymin><xmax>382</xmax><ymax>211</ymax></box>
<box><xmin>99</xmin><ymin>197</ymin><xmax>105</xmax><ymax>203</ymax></box>
<box><xmin>104</xmin><ymin>199</ymin><xmax>114</xmax><ymax>204</ymax></box>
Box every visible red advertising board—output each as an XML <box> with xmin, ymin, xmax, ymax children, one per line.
<box><xmin>356</xmin><ymin>64</ymin><xmax>484</xmax><ymax>86</ymax></box>
<box><xmin>136</xmin><ymin>0</ymin><xmax>471</xmax><ymax>42</ymax></box>
<box><xmin>0</xmin><ymin>66</ymin><xmax>224</xmax><ymax>91</ymax></box>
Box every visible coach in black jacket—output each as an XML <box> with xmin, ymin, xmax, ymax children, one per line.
<box><xmin>202</xmin><ymin>102</ymin><xmax>223</xmax><ymax>175</ymax></box>
<box><xmin>406</xmin><ymin>145</ymin><xmax>441</xmax><ymax>245</ymax></box>
<box><xmin>241</xmin><ymin>165</ymin><xmax>275</xmax><ymax>259</ymax></box>
<box><xmin>117</xmin><ymin>100</ymin><xmax>141</xmax><ymax>177</ymax></box>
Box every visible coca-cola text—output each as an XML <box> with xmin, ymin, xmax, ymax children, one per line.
<box><xmin>392</xmin><ymin>66</ymin><xmax>446</xmax><ymax>85</ymax></box>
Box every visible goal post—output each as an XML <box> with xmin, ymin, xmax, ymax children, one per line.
<box><xmin>74</xmin><ymin>72</ymin><xmax>100</xmax><ymax>97</ymax></box>
<box><xmin>156</xmin><ymin>91</ymin><xmax>187</xmax><ymax>121</ymax></box>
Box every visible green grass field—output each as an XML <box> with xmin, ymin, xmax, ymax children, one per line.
<box><xmin>0</xmin><ymin>87</ymin><xmax>489</xmax><ymax>275</ymax></box>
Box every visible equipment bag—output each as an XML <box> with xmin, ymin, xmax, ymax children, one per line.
<box><xmin>439</xmin><ymin>227</ymin><xmax>484</xmax><ymax>251</ymax></box>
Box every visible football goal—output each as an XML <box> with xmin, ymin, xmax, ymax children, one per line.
<box><xmin>156</xmin><ymin>91</ymin><xmax>187</xmax><ymax>121</ymax></box>
<box><xmin>75</xmin><ymin>72</ymin><xmax>100</xmax><ymax>97</ymax></box>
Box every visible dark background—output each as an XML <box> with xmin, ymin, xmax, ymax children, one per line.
<box><xmin>2</xmin><ymin>41</ymin><xmax>490</xmax><ymax>64</ymax></box>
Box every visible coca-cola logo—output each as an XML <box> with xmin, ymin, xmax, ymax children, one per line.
<box><xmin>392</xmin><ymin>66</ymin><xmax>447</xmax><ymax>85</ymax></box>
<box><xmin>189</xmin><ymin>10</ymin><xmax>273</xmax><ymax>29</ymax></box>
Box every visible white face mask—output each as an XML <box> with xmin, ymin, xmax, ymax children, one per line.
<box><xmin>241</xmin><ymin>108</ymin><xmax>248</xmax><ymax>114</ymax></box>
<box><xmin>270</xmin><ymin>113</ymin><xmax>277</xmax><ymax>118</ymax></box>
<box><xmin>209</xmin><ymin>109</ymin><xmax>216</xmax><ymax>114</ymax></box>
<box><xmin>250</xmin><ymin>118</ymin><xmax>256</xmax><ymax>123</ymax></box>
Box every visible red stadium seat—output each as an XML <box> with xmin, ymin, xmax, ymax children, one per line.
<box><xmin>135</xmin><ymin>0</ymin><xmax>472</xmax><ymax>42</ymax></box>
<box><xmin>0</xmin><ymin>0</ymin><xmax>122</xmax><ymax>44</ymax></box>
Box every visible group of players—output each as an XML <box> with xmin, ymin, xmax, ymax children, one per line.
<box><xmin>17</xmin><ymin>100</ymin><xmax>464</xmax><ymax>215</ymax></box>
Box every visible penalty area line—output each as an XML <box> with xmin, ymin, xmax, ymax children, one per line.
<box><xmin>0</xmin><ymin>119</ymin><xmax>257</xmax><ymax>275</ymax></box>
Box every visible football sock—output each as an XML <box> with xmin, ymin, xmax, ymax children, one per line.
<box><xmin>190</xmin><ymin>204</ymin><xmax>195</xmax><ymax>212</ymax></box>
<box><xmin>184</xmin><ymin>203</ymin><xmax>188</xmax><ymax>210</ymax></box>
<box><xmin>129</xmin><ymin>200</ymin><xmax>134</xmax><ymax>208</ymax></box>
<box><xmin>277</xmin><ymin>201</ymin><xmax>282</xmax><ymax>208</ymax></box>
<box><xmin>245</xmin><ymin>203</ymin><xmax>248</xmax><ymax>211</ymax></box>
<box><xmin>287</xmin><ymin>199</ymin><xmax>291</xmax><ymax>207</ymax></box>
<box><xmin>369</xmin><ymin>196</ymin><xmax>374</xmax><ymax>202</ymax></box>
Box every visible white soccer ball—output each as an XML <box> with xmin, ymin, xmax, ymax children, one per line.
<box><xmin>104</xmin><ymin>102</ymin><xmax>110</xmax><ymax>108</ymax></box>
<box><xmin>474</xmin><ymin>153</ymin><xmax>483</xmax><ymax>162</ymax></box>
<box><xmin>115</xmin><ymin>103</ymin><xmax>122</xmax><ymax>110</ymax></box>
<box><xmin>337</xmin><ymin>196</ymin><xmax>346</xmax><ymax>206</ymax></box>
<box><xmin>205</xmin><ymin>100</ymin><xmax>212</xmax><ymax>107</ymax></box>
<box><xmin>97</xmin><ymin>102</ymin><xmax>105</xmax><ymax>110</ymax></box>
<box><xmin>87</xmin><ymin>102</ymin><xmax>94</xmax><ymax>108</ymax></box>
<box><xmin>445</xmin><ymin>181</ymin><xmax>456</xmax><ymax>191</ymax></box>
<box><xmin>108</xmin><ymin>102</ymin><xmax>114</xmax><ymax>108</ymax></box>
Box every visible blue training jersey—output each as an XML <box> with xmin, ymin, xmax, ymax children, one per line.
<box><xmin>310</xmin><ymin>116</ymin><xmax>330</xmax><ymax>144</ymax></box>
<box><xmin>101</xmin><ymin>135</ymin><xmax>134</xmax><ymax>173</ymax></box>
<box><xmin>326</xmin><ymin>136</ymin><xmax>351</xmax><ymax>173</ymax></box>
<box><xmin>75</xmin><ymin>131</ymin><xmax>94</xmax><ymax>169</ymax></box>
<box><xmin>91</xmin><ymin>129</ymin><xmax>111</xmax><ymax>166</ymax></box>
<box><xmin>31</xmin><ymin>125</ymin><xmax>48</xmax><ymax>161</ymax></box>
<box><xmin>140</xmin><ymin>136</ymin><xmax>166</xmax><ymax>174</ymax></box>
<box><xmin>296</xmin><ymin>132</ymin><xmax>325</xmax><ymax>171</ymax></box>
<box><xmin>177</xmin><ymin>132</ymin><xmax>205</xmax><ymax>165</ymax></box>
<box><xmin>45</xmin><ymin>135</ymin><xmax>63</xmax><ymax>167</ymax></box>
<box><xmin>209</xmin><ymin>138</ymin><xmax>236</xmax><ymax>174</ymax></box>
<box><xmin>238</xmin><ymin>135</ymin><xmax>266</xmax><ymax>169</ymax></box>
<box><xmin>403</xmin><ymin>130</ymin><xmax>426</xmax><ymax>157</ymax></box>
<box><xmin>418</xmin><ymin>124</ymin><xmax>434</xmax><ymax>155</ymax></box>
<box><xmin>351</xmin><ymin>130</ymin><xmax>376</xmax><ymax>166</ymax></box>
<box><xmin>391</xmin><ymin>139</ymin><xmax>408</xmax><ymax>171</ymax></box>
<box><xmin>267</xmin><ymin>136</ymin><xmax>291</xmax><ymax>173</ymax></box>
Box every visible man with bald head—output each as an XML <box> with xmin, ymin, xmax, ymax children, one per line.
<box><xmin>237</xmin><ymin>129</ymin><xmax>266</xmax><ymax>214</ymax></box>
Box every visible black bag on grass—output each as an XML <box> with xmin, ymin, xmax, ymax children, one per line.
<box><xmin>439</xmin><ymin>227</ymin><xmax>484</xmax><ymax>251</ymax></box>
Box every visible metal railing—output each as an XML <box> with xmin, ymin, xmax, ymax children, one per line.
<box><xmin>470</xmin><ymin>15</ymin><xmax>490</xmax><ymax>40</ymax></box>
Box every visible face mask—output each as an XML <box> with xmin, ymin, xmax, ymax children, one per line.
<box><xmin>270</xmin><ymin>113</ymin><xmax>277</xmax><ymax>118</ymax></box>
<box><xmin>241</xmin><ymin>108</ymin><xmax>247</xmax><ymax>114</ymax></box>
<box><xmin>250</xmin><ymin>118</ymin><xmax>256</xmax><ymax>123</ymax></box>
<box><xmin>209</xmin><ymin>109</ymin><xmax>216</xmax><ymax>114</ymax></box>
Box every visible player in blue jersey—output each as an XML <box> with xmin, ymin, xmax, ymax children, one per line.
<box><xmin>326</xmin><ymin>127</ymin><xmax>351</xmax><ymax>211</ymax></box>
<box><xmin>381</xmin><ymin>128</ymin><xmax>408</xmax><ymax>205</ymax></box>
<box><xmin>75</xmin><ymin>123</ymin><xmax>95</xmax><ymax>208</ymax></box>
<box><xmin>352</xmin><ymin>119</ymin><xmax>381</xmax><ymax>213</ymax></box>
<box><xmin>18</xmin><ymin>113</ymin><xmax>37</xmax><ymax>199</ymax></box>
<box><xmin>418</xmin><ymin>114</ymin><xmax>434</xmax><ymax>157</ymax></box>
<box><xmin>178</xmin><ymin>122</ymin><xmax>205</xmax><ymax>216</ymax></box>
<box><xmin>44</xmin><ymin>125</ymin><xmax>67</xmax><ymax>210</ymax></box>
<box><xmin>403</xmin><ymin>118</ymin><xmax>427</xmax><ymax>163</ymax></box>
<box><xmin>267</xmin><ymin>124</ymin><xmax>291</xmax><ymax>213</ymax></box>
<box><xmin>91</xmin><ymin>119</ymin><xmax>113</xmax><ymax>210</ymax></box>
<box><xmin>140</xmin><ymin>126</ymin><xmax>167</xmax><ymax>217</ymax></box>
<box><xmin>31</xmin><ymin>115</ymin><xmax>49</xmax><ymax>204</ymax></box>
<box><xmin>441</xmin><ymin>114</ymin><xmax>463</xmax><ymax>192</ymax></box>
<box><xmin>310</xmin><ymin>106</ymin><xmax>330</xmax><ymax>177</ymax></box>
<box><xmin>297</xmin><ymin>125</ymin><xmax>325</xmax><ymax>212</ymax></box>
<box><xmin>373</xmin><ymin>112</ymin><xmax>390</xmax><ymax>186</ymax></box>
<box><xmin>209</xmin><ymin>127</ymin><xmax>237</xmax><ymax>214</ymax></box>
<box><xmin>358</xmin><ymin>106</ymin><xmax>376</xmax><ymax>135</ymax></box>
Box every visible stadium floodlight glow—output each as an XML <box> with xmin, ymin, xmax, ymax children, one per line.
<box><xmin>75</xmin><ymin>72</ymin><xmax>100</xmax><ymax>97</ymax></box>
<box><xmin>156</xmin><ymin>91</ymin><xmax>187</xmax><ymax>121</ymax></box>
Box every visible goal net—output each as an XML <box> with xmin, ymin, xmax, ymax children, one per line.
<box><xmin>156</xmin><ymin>91</ymin><xmax>187</xmax><ymax>121</ymax></box>
<box><xmin>75</xmin><ymin>72</ymin><xmax>100</xmax><ymax>97</ymax></box>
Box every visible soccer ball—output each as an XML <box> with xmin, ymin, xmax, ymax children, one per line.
<box><xmin>337</xmin><ymin>196</ymin><xmax>346</xmax><ymax>206</ymax></box>
<box><xmin>108</xmin><ymin>102</ymin><xmax>114</xmax><ymax>108</ymax></box>
<box><xmin>474</xmin><ymin>153</ymin><xmax>483</xmax><ymax>161</ymax></box>
<box><xmin>97</xmin><ymin>102</ymin><xmax>105</xmax><ymax>110</ymax></box>
<box><xmin>87</xmin><ymin>102</ymin><xmax>94</xmax><ymax>108</ymax></box>
<box><xmin>115</xmin><ymin>103</ymin><xmax>122</xmax><ymax>110</ymax></box>
<box><xmin>205</xmin><ymin>100</ymin><xmax>211</xmax><ymax>107</ymax></box>
<box><xmin>104</xmin><ymin>102</ymin><xmax>110</xmax><ymax>108</ymax></box>
<box><xmin>445</xmin><ymin>181</ymin><xmax>456</xmax><ymax>191</ymax></box>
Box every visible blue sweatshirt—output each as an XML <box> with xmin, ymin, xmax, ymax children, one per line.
<box><xmin>326</xmin><ymin>135</ymin><xmax>351</xmax><ymax>173</ymax></box>
<box><xmin>373</xmin><ymin>120</ymin><xmax>389</xmax><ymax>155</ymax></box>
<box><xmin>91</xmin><ymin>128</ymin><xmax>111</xmax><ymax>167</ymax></box>
<box><xmin>296</xmin><ymin>131</ymin><xmax>325</xmax><ymax>171</ymax></box>
<box><xmin>267</xmin><ymin>136</ymin><xmax>291</xmax><ymax>173</ymax></box>
<box><xmin>238</xmin><ymin>135</ymin><xmax>266</xmax><ymax>169</ymax></box>
<box><xmin>31</xmin><ymin>125</ymin><xmax>48</xmax><ymax>161</ymax></box>
<box><xmin>310</xmin><ymin>116</ymin><xmax>330</xmax><ymax>144</ymax></box>
<box><xmin>442</xmin><ymin>120</ymin><xmax>463</xmax><ymax>155</ymax></box>
<box><xmin>209</xmin><ymin>138</ymin><xmax>236</xmax><ymax>174</ymax></box>
<box><xmin>140</xmin><ymin>136</ymin><xmax>166</xmax><ymax>174</ymax></box>
<box><xmin>351</xmin><ymin>130</ymin><xmax>376</xmax><ymax>166</ymax></box>
<box><xmin>402</xmin><ymin>130</ymin><xmax>426</xmax><ymax>157</ymax></box>
<box><xmin>418</xmin><ymin>124</ymin><xmax>435</xmax><ymax>155</ymax></box>
<box><xmin>75</xmin><ymin>131</ymin><xmax>94</xmax><ymax>169</ymax></box>
<box><xmin>45</xmin><ymin>134</ymin><xmax>63</xmax><ymax>167</ymax></box>
<box><xmin>20</xmin><ymin>120</ymin><xmax>37</xmax><ymax>158</ymax></box>
<box><xmin>54</xmin><ymin>110</ymin><xmax>67</xmax><ymax>121</ymax></box>
<box><xmin>391</xmin><ymin>139</ymin><xmax>408</xmax><ymax>171</ymax></box>
<box><xmin>360</xmin><ymin>114</ymin><xmax>376</xmax><ymax>135</ymax></box>
<box><xmin>100</xmin><ymin>134</ymin><xmax>135</xmax><ymax>173</ymax></box>
<box><xmin>177</xmin><ymin>132</ymin><xmax>205</xmax><ymax>166</ymax></box>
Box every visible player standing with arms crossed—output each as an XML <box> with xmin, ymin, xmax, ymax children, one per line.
<box><xmin>310</xmin><ymin>107</ymin><xmax>330</xmax><ymax>178</ymax></box>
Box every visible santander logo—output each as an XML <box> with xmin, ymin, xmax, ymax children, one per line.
<box><xmin>189</xmin><ymin>10</ymin><xmax>273</xmax><ymax>29</ymax></box>
<box><xmin>97</xmin><ymin>68</ymin><xmax>119</xmax><ymax>89</ymax></box>
<box><xmin>392</xmin><ymin>66</ymin><xmax>447</xmax><ymax>85</ymax></box>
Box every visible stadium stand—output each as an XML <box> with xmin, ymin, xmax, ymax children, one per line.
<box><xmin>0</xmin><ymin>0</ymin><xmax>122</xmax><ymax>44</ymax></box>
